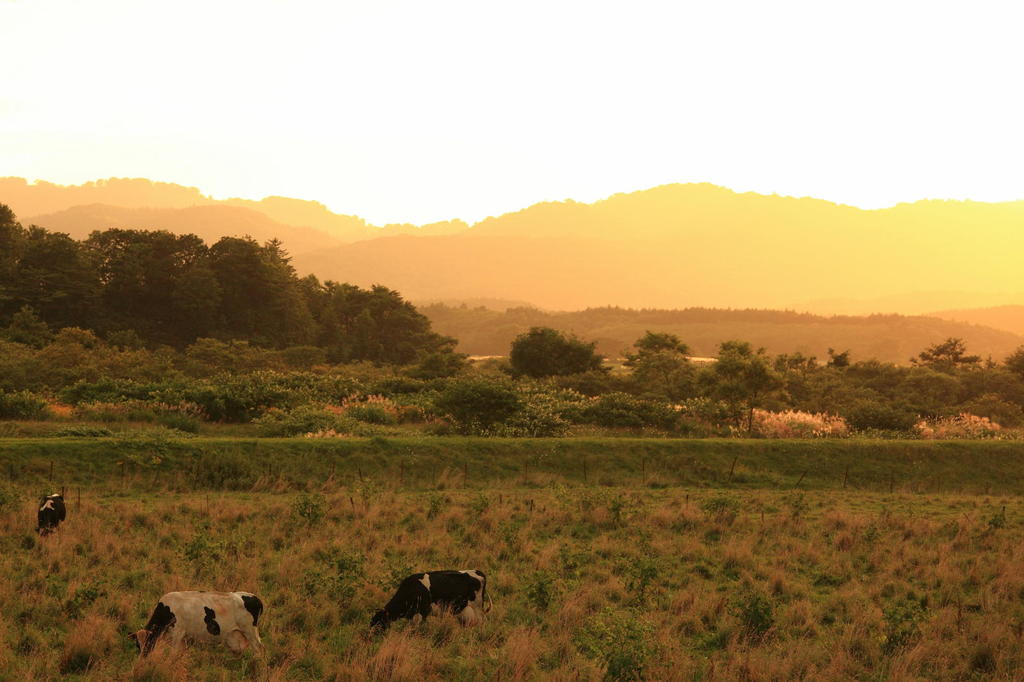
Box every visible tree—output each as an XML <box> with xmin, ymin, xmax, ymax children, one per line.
<box><xmin>208</xmin><ymin>236</ymin><xmax>315</xmax><ymax>347</ymax></box>
<box><xmin>509</xmin><ymin>327</ymin><xmax>603</xmax><ymax>378</ymax></box>
<box><xmin>1006</xmin><ymin>347</ymin><xmax>1024</xmax><ymax>379</ymax></box>
<box><xmin>6</xmin><ymin>227</ymin><xmax>100</xmax><ymax>329</ymax></box>
<box><xmin>701</xmin><ymin>340</ymin><xmax>781</xmax><ymax>432</ymax></box>
<box><xmin>827</xmin><ymin>348</ymin><xmax>850</xmax><ymax>368</ymax></box>
<box><xmin>624</xmin><ymin>331</ymin><xmax>693</xmax><ymax>401</ymax></box>
<box><xmin>312</xmin><ymin>282</ymin><xmax>455</xmax><ymax>364</ymax></box>
<box><xmin>85</xmin><ymin>229</ymin><xmax>221</xmax><ymax>345</ymax></box>
<box><xmin>3</xmin><ymin>305</ymin><xmax>52</xmax><ymax>348</ymax></box>
<box><xmin>912</xmin><ymin>338</ymin><xmax>980</xmax><ymax>370</ymax></box>
<box><xmin>628</xmin><ymin>331</ymin><xmax>689</xmax><ymax>356</ymax></box>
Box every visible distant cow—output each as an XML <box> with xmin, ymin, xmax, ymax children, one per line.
<box><xmin>130</xmin><ymin>591</ymin><xmax>264</xmax><ymax>656</ymax></box>
<box><xmin>37</xmin><ymin>493</ymin><xmax>66</xmax><ymax>535</ymax></box>
<box><xmin>371</xmin><ymin>570</ymin><xmax>490</xmax><ymax>631</ymax></box>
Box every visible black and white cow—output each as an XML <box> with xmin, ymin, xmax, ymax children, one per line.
<box><xmin>130</xmin><ymin>591</ymin><xmax>264</xmax><ymax>655</ymax></box>
<box><xmin>37</xmin><ymin>493</ymin><xmax>66</xmax><ymax>536</ymax></box>
<box><xmin>371</xmin><ymin>570</ymin><xmax>490</xmax><ymax>631</ymax></box>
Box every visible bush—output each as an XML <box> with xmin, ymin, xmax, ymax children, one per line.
<box><xmin>254</xmin><ymin>405</ymin><xmax>359</xmax><ymax>437</ymax></box>
<box><xmin>58</xmin><ymin>378</ymin><xmax>154</xmax><ymax>405</ymax></box>
<box><xmin>575</xmin><ymin>608</ymin><xmax>655</xmax><ymax>681</ymax></box>
<box><xmin>189</xmin><ymin>451</ymin><xmax>258</xmax><ymax>489</ymax></box>
<box><xmin>580</xmin><ymin>392</ymin><xmax>676</xmax><ymax>430</ymax></box>
<box><xmin>341</xmin><ymin>395</ymin><xmax>400</xmax><ymax>425</ymax></box>
<box><xmin>496</xmin><ymin>407</ymin><xmax>569</xmax><ymax>437</ymax></box>
<box><xmin>959</xmin><ymin>394</ymin><xmax>1024</xmax><ymax>428</ymax></box>
<box><xmin>0</xmin><ymin>483</ymin><xmax>20</xmax><ymax>511</ymax></box>
<box><xmin>0</xmin><ymin>390</ymin><xmax>50</xmax><ymax>420</ymax></box>
<box><xmin>916</xmin><ymin>413</ymin><xmax>1002</xmax><ymax>439</ymax></box>
<box><xmin>156</xmin><ymin>412</ymin><xmax>201</xmax><ymax>433</ymax></box>
<box><xmin>304</xmin><ymin>546</ymin><xmax>365</xmax><ymax>605</ymax></box>
<box><xmin>730</xmin><ymin>589</ymin><xmax>775</xmax><ymax>640</ymax></box>
<box><xmin>434</xmin><ymin>377</ymin><xmax>521</xmax><ymax>434</ymax></box>
<box><xmin>843</xmin><ymin>401</ymin><xmax>918</xmax><ymax>432</ymax></box>
<box><xmin>750</xmin><ymin>409</ymin><xmax>849</xmax><ymax>438</ymax></box>
<box><xmin>293</xmin><ymin>493</ymin><xmax>327</xmax><ymax>525</ymax></box>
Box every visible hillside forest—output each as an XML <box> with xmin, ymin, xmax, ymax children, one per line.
<box><xmin>3</xmin><ymin>203</ymin><xmax>1024</xmax><ymax>440</ymax></box>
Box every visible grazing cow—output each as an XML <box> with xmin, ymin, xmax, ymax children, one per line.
<box><xmin>130</xmin><ymin>591</ymin><xmax>264</xmax><ymax>656</ymax></box>
<box><xmin>37</xmin><ymin>493</ymin><xmax>66</xmax><ymax>536</ymax></box>
<box><xmin>371</xmin><ymin>569</ymin><xmax>491</xmax><ymax>631</ymax></box>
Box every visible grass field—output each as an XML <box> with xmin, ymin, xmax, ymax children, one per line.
<box><xmin>1</xmin><ymin>438</ymin><xmax>1023</xmax><ymax>680</ymax></box>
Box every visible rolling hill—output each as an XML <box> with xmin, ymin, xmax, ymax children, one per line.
<box><xmin>6</xmin><ymin>177</ymin><xmax>1024</xmax><ymax>314</ymax></box>
<box><xmin>929</xmin><ymin>305</ymin><xmax>1024</xmax><ymax>337</ymax></box>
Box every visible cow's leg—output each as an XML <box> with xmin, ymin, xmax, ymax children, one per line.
<box><xmin>458</xmin><ymin>604</ymin><xmax>482</xmax><ymax>626</ymax></box>
<box><xmin>417</xmin><ymin>597</ymin><xmax>432</xmax><ymax>625</ymax></box>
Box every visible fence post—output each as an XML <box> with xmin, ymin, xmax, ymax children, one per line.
<box><xmin>729</xmin><ymin>455</ymin><xmax>738</xmax><ymax>481</ymax></box>
<box><xmin>842</xmin><ymin>465</ymin><xmax>849</xmax><ymax>489</ymax></box>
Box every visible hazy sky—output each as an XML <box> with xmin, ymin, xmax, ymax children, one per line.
<box><xmin>2</xmin><ymin>0</ymin><xmax>1023</xmax><ymax>224</ymax></box>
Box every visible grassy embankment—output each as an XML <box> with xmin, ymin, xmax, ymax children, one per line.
<box><xmin>2</xmin><ymin>437</ymin><xmax>1024</xmax><ymax>494</ymax></box>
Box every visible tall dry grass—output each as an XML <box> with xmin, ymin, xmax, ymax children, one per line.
<box><xmin>0</xmin><ymin>481</ymin><xmax>1021</xmax><ymax>679</ymax></box>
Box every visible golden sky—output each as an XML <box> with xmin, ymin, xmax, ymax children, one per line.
<box><xmin>2</xmin><ymin>0</ymin><xmax>1023</xmax><ymax>224</ymax></box>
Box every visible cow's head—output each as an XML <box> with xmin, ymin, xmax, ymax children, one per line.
<box><xmin>370</xmin><ymin>609</ymin><xmax>391</xmax><ymax>632</ymax></box>
<box><xmin>128</xmin><ymin>629</ymin><xmax>151</xmax><ymax>655</ymax></box>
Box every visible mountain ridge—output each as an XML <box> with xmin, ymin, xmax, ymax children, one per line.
<box><xmin>6</xmin><ymin>176</ymin><xmax>1024</xmax><ymax>313</ymax></box>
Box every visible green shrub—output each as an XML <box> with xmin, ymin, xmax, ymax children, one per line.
<box><xmin>63</xmin><ymin>584</ymin><xmax>105</xmax><ymax>618</ymax></box>
<box><xmin>58</xmin><ymin>378</ymin><xmax>154</xmax><ymax>405</ymax></box>
<box><xmin>882</xmin><ymin>595</ymin><xmax>927</xmax><ymax>653</ymax></box>
<box><xmin>72</xmin><ymin>401</ymin><xmax>156</xmax><ymax>423</ymax></box>
<box><xmin>843</xmin><ymin>401</ymin><xmax>917</xmax><ymax>432</ymax></box>
<box><xmin>254</xmin><ymin>405</ymin><xmax>358</xmax><ymax>437</ymax></box>
<box><xmin>0</xmin><ymin>390</ymin><xmax>50</xmax><ymax>420</ymax></box>
<box><xmin>304</xmin><ymin>546</ymin><xmax>365</xmax><ymax>603</ymax></box>
<box><xmin>434</xmin><ymin>377</ymin><xmax>521</xmax><ymax>434</ymax></box>
<box><xmin>524</xmin><ymin>571</ymin><xmax>558</xmax><ymax>611</ymax></box>
<box><xmin>426</xmin><ymin>492</ymin><xmax>448</xmax><ymax>519</ymax></box>
<box><xmin>700</xmin><ymin>495</ymin><xmax>741</xmax><ymax>523</ymax></box>
<box><xmin>580</xmin><ymin>392</ymin><xmax>676</xmax><ymax>430</ymax></box>
<box><xmin>623</xmin><ymin>556</ymin><xmax>659</xmax><ymax>605</ymax></box>
<box><xmin>188</xmin><ymin>451</ymin><xmax>258</xmax><ymax>489</ymax></box>
<box><xmin>0</xmin><ymin>483</ymin><xmax>20</xmax><ymax>511</ymax></box>
<box><xmin>294</xmin><ymin>493</ymin><xmax>327</xmax><ymax>525</ymax></box>
<box><xmin>345</xmin><ymin>404</ymin><xmax>398</xmax><ymax>425</ymax></box>
<box><xmin>730</xmin><ymin>589</ymin><xmax>774</xmax><ymax>640</ymax></box>
<box><xmin>180</xmin><ymin>529</ymin><xmax>227</xmax><ymax>577</ymax></box>
<box><xmin>156</xmin><ymin>412</ymin><xmax>201</xmax><ymax>433</ymax></box>
<box><xmin>576</xmin><ymin>608</ymin><xmax>655</xmax><ymax>681</ymax></box>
